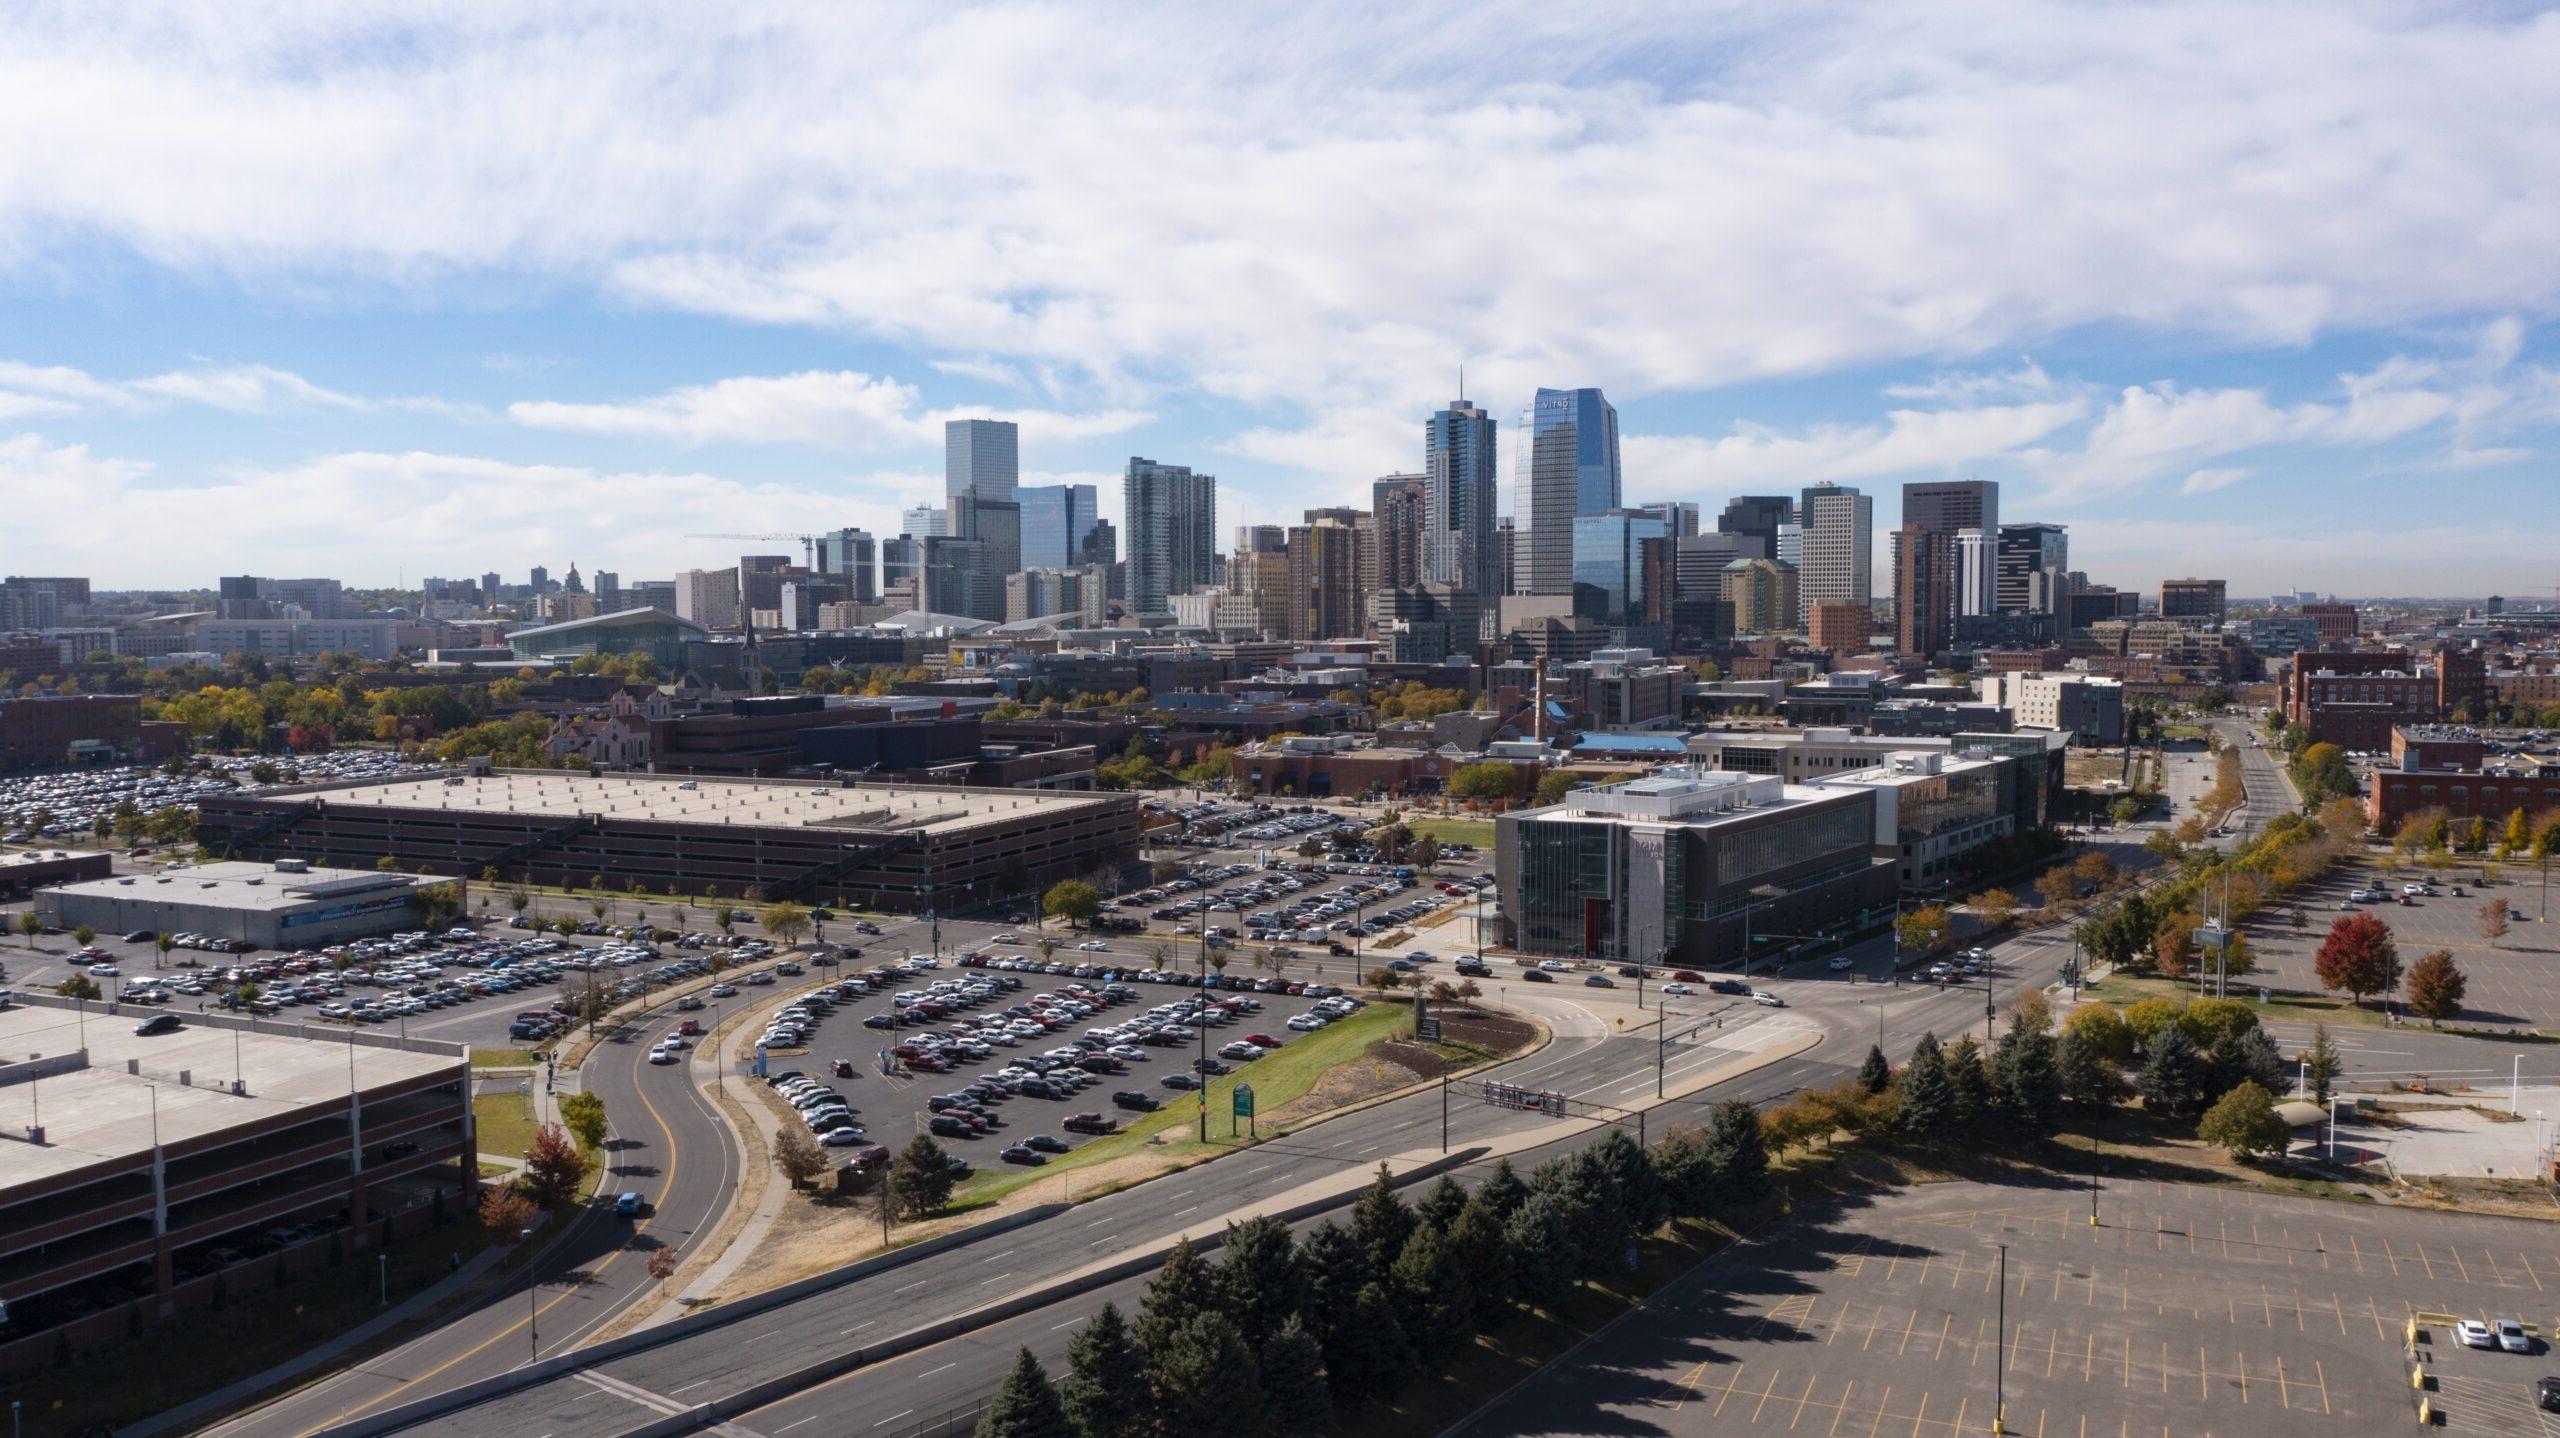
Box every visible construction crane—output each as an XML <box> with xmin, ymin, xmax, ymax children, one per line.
<box><xmin>687</xmin><ymin>531</ymin><xmax>825</xmax><ymax>567</ymax></box>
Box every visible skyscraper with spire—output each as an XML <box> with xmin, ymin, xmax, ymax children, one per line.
<box><xmin>1423</xmin><ymin>393</ymin><xmax>1499</xmax><ymax>595</ymax></box>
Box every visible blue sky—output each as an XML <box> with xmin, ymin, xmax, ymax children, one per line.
<box><xmin>3</xmin><ymin>1</ymin><xmax>2557</xmax><ymax>597</ymax></box>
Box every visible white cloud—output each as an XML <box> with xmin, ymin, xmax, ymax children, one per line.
<box><xmin>1625</xmin><ymin>399</ymin><xmax>2087</xmax><ymax>496</ymax></box>
<box><xmin>0</xmin><ymin>430</ymin><xmax>916</xmax><ymax>586</ymax></box>
<box><xmin>0</xmin><ymin>358</ymin><xmax>368</xmax><ymax>417</ymax></box>
<box><xmin>0</xmin><ymin>2</ymin><xmax>2553</xmax><ymax>433</ymax></box>
<box><xmin>506</xmin><ymin>369</ymin><xmax>1149</xmax><ymax>451</ymax></box>
<box><xmin>2178</xmin><ymin>467</ymin><xmax>2250</xmax><ymax>495</ymax></box>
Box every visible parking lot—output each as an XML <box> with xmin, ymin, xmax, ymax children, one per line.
<box><xmin>1121</xmin><ymin>799</ymin><xmax>1497</xmax><ymax>959</ymax></box>
<box><xmin>1461</xmin><ymin>1177</ymin><xmax>2560</xmax><ymax>1438</ymax></box>
<box><xmin>0</xmin><ymin>752</ymin><xmax>434</xmax><ymax>844</ymax></box>
<box><xmin>709</xmin><ymin>945</ymin><xmax>1373</xmax><ymax>1176</ymax></box>
<box><xmin>2241</xmin><ymin>865</ymin><xmax>2560</xmax><ymax>1032</ymax></box>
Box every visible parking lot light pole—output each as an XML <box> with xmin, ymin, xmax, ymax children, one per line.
<box><xmin>520</xmin><ymin>1228</ymin><xmax>539</xmax><ymax>1364</ymax></box>
<box><xmin>1991</xmin><ymin>1241</ymin><xmax>2010</xmax><ymax>1434</ymax></box>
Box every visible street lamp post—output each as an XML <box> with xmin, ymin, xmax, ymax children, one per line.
<box><xmin>520</xmin><ymin>1228</ymin><xmax>540</xmax><ymax>1364</ymax></box>
<box><xmin>1992</xmin><ymin>1241</ymin><xmax>2011</xmax><ymax>1435</ymax></box>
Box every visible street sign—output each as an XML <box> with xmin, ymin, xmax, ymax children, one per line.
<box><xmin>1233</xmin><ymin>1083</ymin><xmax>1255</xmax><ymax>1118</ymax></box>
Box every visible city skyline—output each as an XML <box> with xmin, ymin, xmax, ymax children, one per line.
<box><xmin>2</xmin><ymin>4</ymin><xmax>2556</xmax><ymax>593</ymax></box>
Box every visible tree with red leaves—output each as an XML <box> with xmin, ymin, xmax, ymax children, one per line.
<box><xmin>479</xmin><ymin>1184</ymin><xmax>536</xmax><ymax>1240</ymax></box>
<box><xmin>2313</xmin><ymin>911</ymin><xmax>2401</xmax><ymax>1008</ymax></box>
<box><xmin>521</xmin><ymin>1121</ymin><xmax>589</xmax><ymax>1206</ymax></box>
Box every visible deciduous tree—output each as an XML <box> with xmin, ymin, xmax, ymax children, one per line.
<box><xmin>2405</xmin><ymin>950</ymin><xmax>2467</xmax><ymax>1026</ymax></box>
<box><xmin>558</xmin><ymin>1090</ymin><xmax>607</xmax><ymax>1151</ymax></box>
<box><xmin>2197</xmin><ymin>1081</ymin><xmax>2290</xmax><ymax>1161</ymax></box>
<box><xmin>521</xmin><ymin>1122</ymin><xmax>588</xmax><ymax>1205</ymax></box>
<box><xmin>2313</xmin><ymin>912</ymin><xmax>2401</xmax><ymax>1007</ymax></box>
<box><xmin>774</xmin><ymin>1125</ymin><xmax>829</xmax><ymax>1188</ymax></box>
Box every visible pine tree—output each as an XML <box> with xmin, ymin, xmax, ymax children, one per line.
<box><xmin>2298</xmin><ymin>1024</ymin><xmax>2342</xmax><ymax>1106</ymax></box>
<box><xmin>1149</xmin><ymin>1312</ymin><xmax>1260</xmax><ymax>1438</ymax></box>
<box><xmin>2137</xmin><ymin>1024</ymin><xmax>2208</xmax><ymax>1117</ymax></box>
<box><xmin>1389</xmin><ymin>1220</ymin><xmax>1469</xmax><ymax>1351</ymax></box>
<box><xmin>1217</xmin><ymin>1215</ymin><xmax>1307</xmax><ymax>1353</ymax></box>
<box><xmin>1991</xmin><ymin>1028</ymin><xmax>2061</xmax><ymax>1137</ymax></box>
<box><xmin>1327</xmin><ymin>1281</ymin><xmax>1416</xmax><ymax>1406</ymax></box>
<box><xmin>1295</xmin><ymin>1221</ymin><xmax>1369</xmax><ymax>1379</ymax></box>
<box><xmin>1651</xmin><ymin>1131</ymin><xmax>1714</xmax><ymax>1219</ymax></box>
<box><xmin>1260</xmin><ymin>1318</ymin><xmax>1333</xmax><ymax>1434</ymax></box>
<box><xmin>1700</xmin><ymin>1098</ymin><xmax>1768</xmax><ymax>1204</ymax></box>
<box><xmin>1060</xmin><ymin>1302</ymin><xmax>1148</xmax><ymax>1438</ymax></box>
<box><xmin>1588</xmin><ymin>1127</ymin><xmax>1669</xmax><ymax>1236</ymax></box>
<box><xmin>1857</xmin><ymin>1043</ymin><xmax>1892</xmax><ymax>1094</ymax></box>
<box><xmin>1445</xmin><ymin>1196</ymin><xmax>1514</xmax><ymax>1328</ymax></box>
<box><xmin>1474</xmin><ymin>1157</ymin><xmax>1530</xmax><ymax>1223</ymax></box>
<box><xmin>1415</xmin><ymin>1174</ymin><xmax>1469</xmax><ymax>1234</ymax></box>
<box><xmin>1944</xmin><ymin>1037</ymin><xmax>1991</xmax><ymax>1132</ymax></box>
<box><xmin>1898</xmin><ymin>1033</ymin><xmax>1957</xmax><ymax>1141</ymax></box>
<box><xmin>1503</xmin><ymin>1191</ymin><xmax>1576</xmax><ymax>1308</ymax></box>
<box><xmin>975</xmin><ymin>1347</ymin><xmax>1074</xmax><ymax>1438</ymax></box>
<box><xmin>1135</xmin><ymin>1237</ymin><xmax>1219</xmax><ymax>1358</ymax></box>
<box><xmin>1348</xmin><ymin>1163</ymin><xmax>1416</xmax><ymax>1278</ymax></box>
<box><xmin>2054</xmin><ymin>1030</ymin><xmax>2126</xmax><ymax>1112</ymax></box>
<box><xmin>2208</xmin><ymin>1027</ymin><xmax>2288</xmax><ymax>1102</ymax></box>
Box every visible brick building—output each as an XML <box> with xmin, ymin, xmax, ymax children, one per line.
<box><xmin>0</xmin><ymin>695</ymin><xmax>188</xmax><ymax>774</ymax></box>
<box><xmin>2283</xmin><ymin>650</ymin><xmax>2485</xmax><ymax>750</ymax></box>
<box><xmin>2367</xmin><ymin>725</ymin><xmax>2560</xmax><ymax>835</ymax></box>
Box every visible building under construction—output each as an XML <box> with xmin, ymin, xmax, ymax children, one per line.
<box><xmin>196</xmin><ymin>769</ymin><xmax>1138</xmax><ymax>911</ymax></box>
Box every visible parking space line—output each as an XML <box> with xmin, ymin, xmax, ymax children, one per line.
<box><xmin>1712</xmin><ymin>1363</ymin><xmax>1745</xmax><ymax>1417</ymax></box>
<box><xmin>2083</xmin><ymin>1331</ymin><xmax>2096</xmax><ymax>1382</ymax></box>
<box><xmin>2043</xmin><ymin>1327</ymin><xmax>2059</xmax><ymax>1376</ymax></box>
<box><xmin>1972</xmin><ymin>1316</ymin><xmax>1989</xmax><ymax>1367</ymax></box>
<box><xmin>1908</xmin><ymin>1392</ymin><xmax>1927</xmax><ymax>1438</ymax></box>
<box><xmin>1865</xmin><ymin>1384</ymin><xmax>1891</xmax><ymax>1438</ymax></box>
<box><xmin>1897</xmin><ymin>1309</ymin><xmax>1918</xmax><ymax>1355</ymax></box>
<box><xmin>2235</xmin><ymin>1347</ymin><xmax>2248</xmax><ymax>1403</ymax></box>
<box><xmin>1750</xmin><ymin>1368</ymin><xmax>1786</xmax><ymax>1423</ymax></box>
<box><xmin>2521</xmin><ymin>1251</ymin><xmax>2547</xmax><ymax>1291</ymax></box>
<box><xmin>2450</xmin><ymin>1244</ymin><xmax>2472</xmax><ymax>1284</ymax></box>
<box><xmin>1788</xmin><ymin>1373</ymin><xmax>1819</xmax><ymax>1429</ymax></box>
<box><xmin>2383</xmin><ymin>1236</ymin><xmax>2404</xmax><ymax>1276</ymax></box>
<box><xmin>1828</xmin><ymin>1296</ymin><xmax>1853</xmax><ymax>1344</ymax></box>
<box><xmin>2349</xmin><ymin>1233</ymin><xmax>2367</xmax><ymax>1274</ymax></box>
<box><xmin>2314</xmin><ymin>1358</ymin><xmax>2331</xmax><ymax>1414</ymax></box>
<box><xmin>2274</xmin><ymin>1353</ymin><xmax>2291</xmax><ymax>1409</ymax></box>
<box><xmin>1930</xmin><ymin>1311</ymin><xmax>1951</xmax><ymax>1359</ymax></box>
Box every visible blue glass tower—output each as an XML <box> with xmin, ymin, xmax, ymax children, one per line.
<box><xmin>1518</xmin><ymin>387</ymin><xmax>1621</xmax><ymax>596</ymax></box>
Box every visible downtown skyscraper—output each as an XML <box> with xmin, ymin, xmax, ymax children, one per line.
<box><xmin>944</xmin><ymin>418</ymin><xmax>1021</xmax><ymax>620</ymax></box>
<box><xmin>1124</xmin><ymin>457</ymin><xmax>1216</xmax><ymax>614</ymax></box>
<box><xmin>1795</xmin><ymin>482</ymin><xmax>1872</xmax><ymax>627</ymax></box>
<box><xmin>1423</xmin><ymin>396</ymin><xmax>1500</xmax><ymax>596</ymax></box>
<box><xmin>1519</xmin><ymin>387</ymin><xmax>1620</xmax><ymax>597</ymax></box>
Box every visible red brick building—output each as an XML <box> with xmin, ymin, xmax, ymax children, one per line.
<box><xmin>2283</xmin><ymin>650</ymin><xmax>2484</xmax><ymax>750</ymax></box>
<box><xmin>2301</xmin><ymin>603</ymin><xmax>2359</xmax><ymax>643</ymax></box>
<box><xmin>0</xmin><ymin>695</ymin><xmax>187</xmax><ymax>774</ymax></box>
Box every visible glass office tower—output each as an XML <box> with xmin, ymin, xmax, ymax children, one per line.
<box><xmin>1519</xmin><ymin>387</ymin><xmax>1621</xmax><ymax>596</ymax></box>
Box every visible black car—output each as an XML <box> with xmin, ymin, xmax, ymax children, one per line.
<box><xmin>1112</xmin><ymin>1090</ymin><xmax>1160</xmax><ymax>1111</ymax></box>
<box><xmin>1162</xmin><ymin>1073</ymin><xmax>1200</xmax><ymax>1091</ymax></box>
<box><xmin>2539</xmin><ymin>1375</ymin><xmax>2560</xmax><ymax>1413</ymax></box>
<box><xmin>998</xmin><ymin>1144</ymin><xmax>1047</xmax><ymax>1166</ymax></box>
<box><xmin>1025</xmin><ymin>1133</ymin><xmax>1072</xmax><ymax>1153</ymax></box>
<box><xmin>1707</xmin><ymin>979</ymin><xmax>1752</xmax><ymax>995</ymax></box>
<box><xmin>134</xmin><ymin>1014</ymin><xmax>182</xmax><ymax>1036</ymax></box>
<box><xmin>123</xmin><ymin>929</ymin><xmax>156</xmax><ymax>944</ymax></box>
<box><xmin>1190</xmin><ymin>1057</ymin><xmax>1231</xmax><ymax>1075</ymax></box>
<box><xmin>1520</xmin><ymin>968</ymin><xmax>1554</xmax><ymax>983</ymax></box>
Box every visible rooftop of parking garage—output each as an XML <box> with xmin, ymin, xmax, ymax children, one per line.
<box><xmin>266</xmin><ymin>769</ymin><xmax>1120</xmax><ymax>837</ymax></box>
<box><xmin>0</xmin><ymin>1003</ymin><xmax>462</xmax><ymax>1191</ymax></box>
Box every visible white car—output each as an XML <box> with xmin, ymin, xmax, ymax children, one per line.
<box><xmin>1750</xmin><ymin>991</ymin><xmax>1786</xmax><ymax>1007</ymax></box>
<box><xmin>2496</xmin><ymin>1318</ymin><xmax>2533</xmax><ymax>1353</ymax></box>
<box><xmin>2456</xmin><ymin>1318</ymin><xmax>2494</xmax><ymax>1348</ymax></box>
<box><xmin>659</xmin><ymin>1034</ymin><xmax>691</xmax><ymax>1050</ymax></box>
<box><xmin>1077</xmin><ymin>941</ymin><xmax>1110</xmax><ymax>952</ymax></box>
<box><xmin>1661</xmin><ymin>982</ymin><xmax>1694</xmax><ymax>997</ymax></box>
<box><xmin>647</xmin><ymin>1045</ymin><xmax>680</xmax><ymax>1065</ymax></box>
<box><xmin>1537</xmin><ymin>959</ymin><xmax>1570</xmax><ymax>972</ymax></box>
<box><xmin>1827</xmin><ymin>955</ymin><xmax>1854</xmax><ymax>971</ymax></box>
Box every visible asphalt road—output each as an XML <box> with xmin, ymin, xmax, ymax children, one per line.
<box><xmin>319</xmin><ymin>881</ymin><xmax>2089</xmax><ymax>1438</ymax></box>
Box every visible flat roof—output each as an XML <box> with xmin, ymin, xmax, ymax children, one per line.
<box><xmin>288</xmin><ymin>770</ymin><xmax>1116</xmax><ymax>837</ymax></box>
<box><xmin>44</xmin><ymin>860</ymin><xmax>416</xmax><ymax>913</ymax></box>
<box><xmin>0</xmin><ymin>1005</ymin><xmax>459</xmax><ymax>1188</ymax></box>
<box><xmin>0</xmin><ymin>849</ymin><xmax>106</xmax><ymax>869</ymax></box>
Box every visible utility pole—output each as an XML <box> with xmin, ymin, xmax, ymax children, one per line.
<box><xmin>1440</xmin><ymin>1074</ymin><xmax>1449</xmax><ymax>1152</ymax></box>
<box><xmin>1992</xmin><ymin>1241</ymin><xmax>2010</xmax><ymax>1434</ymax></box>
<box><xmin>1656</xmin><ymin>1010</ymin><xmax>1668</xmax><ymax>1099</ymax></box>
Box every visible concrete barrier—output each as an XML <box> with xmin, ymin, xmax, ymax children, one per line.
<box><xmin>317</xmin><ymin>1199</ymin><xmax>1074</xmax><ymax>1438</ymax></box>
<box><xmin>616</xmin><ymin>1144</ymin><xmax>1494</xmax><ymax>1438</ymax></box>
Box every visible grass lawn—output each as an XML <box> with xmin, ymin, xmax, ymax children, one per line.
<box><xmin>470</xmin><ymin>1046</ymin><xmax>540</xmax><ymax>1069</ymax></box>
<box><xmin>2078</xmin><ymin>971</ymin><xmax>2393</xmax><ymax>1030</ymax></box>
<box><xmin>1405</xmin><ymin>817</ymin><xmax>1495</xmax><ymax>848</ymax></box>
<box><xmin>472</xmin><ymin>1090</ymin><xmax>542</xmax><ymax>1158</ymax></box>
<box><xmin>0</xmin><ymin>1205</ymin><xmax>491</xmax><ymax>1436</ymax></box>
<box><xmin>954</xmin><ymin>1002</ymin><xmax>1410</xmax><ymax>1206</ymax></box>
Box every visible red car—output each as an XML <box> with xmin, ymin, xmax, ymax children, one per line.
<box><xmin>1241</xmin><ymin>1033</ymin><xmax>1284</xmax><ymax>1048</ymax></box>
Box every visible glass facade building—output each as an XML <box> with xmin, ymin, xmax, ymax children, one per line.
<box><xmin>1424</xmin><ymin>399</ymin><xmax>1500</xmax><ymax>594</ymax></box>
<box><xmin>1018</xmin><ymin>484</ymin><xmax>1100</xmax><ymax>570</ymax></box>
<box><xmin>1570</xmin><ymin>509</ymin><xmax>1668</xmax><ymax>626</ymax></box>
<box><xmin>1519</xmin><ymin>387</ymin><xmax>1621</xmax><ymax>596</ymax></box>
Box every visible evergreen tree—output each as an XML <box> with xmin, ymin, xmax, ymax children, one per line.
<box><xmin>2054</xmin><ymin>1030</ymin><xmax>2127</xmax><ymax>1112</ymax></box>
<box><xmin>1944</xmin><ymin>1037</ymin><xmax>1991</xmax><ymax>1132</ymax></box>
<box><xmin>1295</xmin><ymin>1221</ymin><xmax>1369</xmax><ymax>1381</ymax></box>
<box><xmin>2298</xmin><ymin>1024</ymin><xmax>2343</xmax><ymax>1106</ymax></box>
<box><xmin>1503</xmin><ymin>1191</ymin><xmax>1576</xmax><ymax>1307</ymax></box>
<box><xmin>1149</xmin><ymin>1312</ymin><xmax>1260</xmax><ymax>1438</ymax></box>
<box><xmin>1059</xmin><ymin>1302</ymin><xmax>1149</xmax><ymax>1438</ymax></box>
<box><xmin>1415</xmin><ymin>1174</ymin><xmax>1469</xmax><ymax>1234</ymax></box>
<box><xmin>1651</xmin><ymin>1131</ymin><xmax>1714</xmax><ymax>1220</ymax></box>
<box><xmin>1348</xmin><ymin>1163</ymin><xmax>1416</xmax><ymax>1278</ymax></box>
<box><xmin>1444</xmin><ymin>1196</ymin><xmax>1514</xmax><ymax>1328</ymax></box>
<box><xmin>2208</xmin><ymin>1027</ymin><xmax>2288</xmax><ymax>1102</ymax></box>
<box><xmin>1857</xmin><ymin>1044</ymin><xmax>1892</xmax><ymax>1094</ymax></box>
<box><xmin>1473</xmin><ymin>1157</ymin><xmax>1530</xmax><ymax>1223</ymax></box>
<box><xmin>1991</xmin><ymin>1028</ymin><xmax>2061</xmax><ymax>1137</ymax></box>
<box><xmin>1898</xmin><ymin>1033</ymin><xmax>1957</xmax><ymax>1142</ymax></box>
<box><xmin>2137</xmin><ymin>1024</ymin><xmax>2209</xmax><ymax>1117</ymax></box>
<box><xmin>1389</xmin><ymin>1220</ymin><xmax>1470</xmax><ymax>1352</ymax></box>
<box><xmin>976</xmin><ymin>1347</ymin><xmax>1074</xmax><ymax>1438</ymax></box>
<box><xmin>1260</xmin><ymin>1319</ymin><xmax>1333</xmax><ymax>1434</ymax></box>
<box><xmin>1217</xmin><ymin>1216</ymin><xmax>1307</xmax><ymax>1354</ymax></box>
<box><xmin>1699</xmin><ymin>1098</ymin><xmax>1768</xmax><ymax>1204</ymax></box>
<box><xmin>1329</xmin><ymin>1281</ymin><xmax>1417</xmax><ymax>1406</ymax></box>
<box><xmin>1135</xmin><ymin>1236</ymin><xmax>1219</xmax><ymax>1358</ymax></box>
<box><xmin>1588</xmin><ymin>1127</ymin><xmax>1669</xmax><ymax>1236</ymax></box>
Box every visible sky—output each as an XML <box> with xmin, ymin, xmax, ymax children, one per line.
<box><xmin>3</xmin><ymin>1</ymin><xmax>2558</xmax><ymax>598</ymax></box>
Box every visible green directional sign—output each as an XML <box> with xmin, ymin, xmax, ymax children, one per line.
<box><xmin>1233</xmin><ymin>1083</ymin><xmax>1256</xmax><ymax>1118</ymax></box>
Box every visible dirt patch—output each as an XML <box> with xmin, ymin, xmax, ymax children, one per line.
<box><xmin>1441</xmin><ymin>1011</ymin><xmax>1537</xmax><ymax>1052</ymax></box>
<box><xmin>1281</xmin><ymin>1047</ymin><xmax>1437</xmax><ymax>1119</ymax></box>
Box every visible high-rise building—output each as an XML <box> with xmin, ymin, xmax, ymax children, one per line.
<box><xmin>1722</xmin><ymin>558</ymin><xmax>1800</xmax><ymax>635</ymax></box>
<box><xmin>1956</xmin><ymin>529</ymin><xmax>1997</xmax><ymax>617</ymax></box>
<box><xmin>1423</xmin><ymin>398</ymin><xmax>1499</xmax><ymax>595</ymax></box>
<box><xmin>1901</xmin><ymin>479</ymin><xmax>1999</xmax><ymax>537</ymax></box>
<box><xmin>1018</xmin><ymin>484</ymin><xmax>1100</xmax><ymax>570</ymax></box>
<box><xmin>948</xmin><ymin>493</ymin><xmax>1019</xmax><ymax>618</ymax></box>
<box><xmin>479</xmin><ymin>571</ymin><xmax>502</xmax><ymax>601</ymax></box>
<box><xmin>813</xmin><ymin>529</ymin><xmax>879</xmax><ymax>602</ymax></box>
<box><xmin>593</xmin><ymin>571</ymin><xmax>623</xmax><ymax>613</ymax></box>
<box><xmin>1638</xmin><ymin>501</ymin><xmax>1700</xmax><ymax>538</ymax></box>
<box><xmin>1124</xmin><ymin>458</ymin><xmax>1216</xmax><ymax>614</ymax></box>
<box><xmin>1672</xmin><ymin>534</ymin><xmax>1752</xmax><ymax>645</ymax></box>
<box><xmin>1371</xmin><ymin>473</ymin><xmax>1427</xmax><ymax>592</ymax></box>
<box><xmin>1718</xmin><ymin>496</ymin><xmax>1793</xmax><ymax>552</ymax></box>
<box><xmin>1078</xmin><ymin>518</ymin><xmax>1118</xmax><ymax>568</ymax></box>
<box><xmin>944</xmin><ymin>419</ymin><xmax>1019</xmax><ymax>504</ymax></box>
<box><xmin>2160</xmin><ymin>578</ymin><xmax>2228</xmax><ymax>625</ymax></box>
<box><xmin>900</xmin><ymin>505</ymin><xmax>950</xmax><ymax>539</ymax></box>
<box><xmin>1235</xmin><ymin>524</ymin><xmax>1287</xmax><ymax>556</ymax></box>
<box><xmin>1503</xmin><ymin>517</ymin><xmax>1528</xmax><ymax>597</ymax></box>
<box><xmin>1994</xmin><ymin>523</ymin><xmax>2069</xmax><ymax>617</ymax></box>
<box><xmin>528</xmin><ymin>565</ymin><xmax>551</xmax><ymax>594</ymax></box>
<box><xmin>1890</xmin><ymin>524</ymin><xmax>1959</xmax><ymax>657</ymax></box>
<box><xmin>1809</xmin><ymin>601</ymin><xmax>1872</xmax><ymax>654</ymax></box>
<box><xmin>1569</xmin><ymin>509</ymin><xmax>1668</xmax><ymax>628</ymax></box>
<box><xmin>1286</xmin><ymin>518</ymin><xmax>1362</xmax><ymax>641</ymax></box>
<box><xmin>1519</xmin><ymin>387</ymin><xmax>1620</xmax><ymax>596</ymax></box>
<box><xmin>1795</xmin><ymin>484</ymin><xmax>1872</xmax><ymax>627</ymax></box>
<box><xmin>675</xmin><ymin>568</ymin><xmax>740</xmax><ymax>631</ymax></box>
